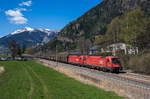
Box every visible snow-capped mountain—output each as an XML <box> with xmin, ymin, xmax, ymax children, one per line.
<box><xmin>10</xmin><ymin>27</ymin><xmax>59</xmax><ymax>36</ymax></box>
<box><xmin>0</xmin><ymin>27</ymin><xmax>58</xmax><ymax>48</ymax></box>
<box><xmin>11</xmin><ymin>27</ymin><xmax>34</xmax><ymax>35</ymax></box>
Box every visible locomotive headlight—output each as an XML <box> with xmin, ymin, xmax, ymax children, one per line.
<box><xmin>99</xmin><ymin>61</ymin><xmax>103</xmax><ymax>64</ymax></box>
<box><xmin>76</xmin><ymin>59</ymin><xmax>79</xmax><ymax>61</ymax></box>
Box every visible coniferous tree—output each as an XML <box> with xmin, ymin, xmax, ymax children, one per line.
<box><xmin>8</xmin><ymin>40</ymin><xmax>18</xmax><ymax>59</ymax></box>
<box><xmin>8</xmin><ymin>40</ymin><xmax>26</xmax><ymax>59</ymax></box>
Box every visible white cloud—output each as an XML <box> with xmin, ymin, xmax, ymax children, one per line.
<box><xmin>9</xmin><ymin>15</ymin><xmax>27</xmax><ymax>24</ymax></box>
<box><xmin>4</xmin><ymin>0</ymin><xmax>32</xmax><ymax>25</ymax></box>
<box><xmin>5</xmin><ymin>9</ymin><xmax>23</xmax><ymax>16</ymax></box>
<box><xmin>5</xmin><ymin>9</ymin><xmax>28</xmax><ymax>24</ymax></box>
<box><xmin>16</xmin><ymin>8</ymin><xmax>27</xmax><ymax>11</ymax></box>
<box><xmin>19</xmin><ymin>0</ymin><xmax>32</xmax><ymax>7</ymax></box>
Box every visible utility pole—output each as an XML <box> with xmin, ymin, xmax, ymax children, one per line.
<box><xmin>40</xmin><ymin>45</ymin><xmax>42</xmax><ymax>57</ymax></box>
<box><xmin>113</xmin><ymin>44</ymin><xmax>116</xmax><ymax>56</ymax></box>
<box><xmin>56</xmin><ymin>44</ymin><xmax>58</xmax><ymax>66</ymax></box>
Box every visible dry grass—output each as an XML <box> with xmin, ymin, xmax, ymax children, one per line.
<box><xmin>128</xmin><ymin>54</ymin><xmax>150</xmax><ymax>75</ymax></box>
<box><xmin>0</xmin><ymin>67</ymin><xmax>4</xmax><ymax>73</ymax></box>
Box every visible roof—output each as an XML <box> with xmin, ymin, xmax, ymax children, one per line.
<box><xmin>22</xmin><ymin>54</ymin><xmax>34</xmax><ymax>57</ymax></box>
<box><xmin>90</xmin><ymin>46</ymin><xmax>98</xmax><ymax>50</ymax></box>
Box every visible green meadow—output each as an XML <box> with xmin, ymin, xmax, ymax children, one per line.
<box><xmin>0</xmin><ymin>61</ymin><xmax>123</xmax><ymax>99</ymax></box>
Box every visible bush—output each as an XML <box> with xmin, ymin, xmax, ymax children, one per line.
<box><xmin>119</xmin><ymin>55</ymin><xmax>131</xmax><ymax>69</ymax></box>
<box><xmin>128</xmin><ymin>53</ymin><xmax>150</xmax><ymax>75</ymax></box>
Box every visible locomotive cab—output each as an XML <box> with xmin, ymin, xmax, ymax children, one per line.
<box><xmin>106</xmin><ymin>56</ymin><xmax>122</xmax><ymax>72</ymax></box>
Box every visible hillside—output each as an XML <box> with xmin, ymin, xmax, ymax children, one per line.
<box><xmin>44</xmin><ymin>0</ymin><xmax>150</xmax><ymax>51</ymax></box>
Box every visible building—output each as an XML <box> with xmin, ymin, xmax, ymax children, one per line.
<box><xmin>101</xmin><ymin>43</ymin><xmax>138</xmax><ymax>55</ymax></box>
<box><xmin>89</xmin><ymin>46</ymin><xmax>98</xmax><ymax>55</ymax></box>
<box><xmin>90</xmin><ymin>43</ymin><xmax>139</xmax><ymax>56</ymax></box>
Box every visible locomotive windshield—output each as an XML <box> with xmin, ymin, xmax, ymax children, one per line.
<box><xmin>111</xmin><ymin>58</ymin><xmax>120</xmax><ymax>64</ymax></box>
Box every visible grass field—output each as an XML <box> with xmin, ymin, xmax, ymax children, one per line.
<box><xmin>0</xmin><ymin>61</ymin><xmax>123</xmax><ymax>99</ymax></box>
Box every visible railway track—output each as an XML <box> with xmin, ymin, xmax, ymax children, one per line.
<box><xmin>120</xmin><ymin>72</ymin><xmax>150</xmax><ymax>83</ymax></box>
<box><xmin>72</xmin><ymin>64</ymin><xmax>150</xmax><ymax>91</ymax></box>
<box><xmin>37</xmin><ymin>58</ymin><xmax>150</xmax><ymax>91</ymax></box>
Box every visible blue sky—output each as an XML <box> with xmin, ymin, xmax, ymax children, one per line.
<box><xmin>0</xmin><ymin>0</ymin><xmax>102</xmax><ymax>37</ymax></box>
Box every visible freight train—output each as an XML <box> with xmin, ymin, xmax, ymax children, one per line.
<box><xmin>40</xmin><ymin>54</ymin><xmax>122</xmax><ymax>73</ymax></box>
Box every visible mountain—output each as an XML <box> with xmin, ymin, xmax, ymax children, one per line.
<box><xmin>44</xmin><ymin>0</ymin><xmax>150</xmax><ymax>51</ymax></box>
<box><xmin>0</xmin><ymin>27</ymin><xmax>58</xmax><ymax>48</ymax></box>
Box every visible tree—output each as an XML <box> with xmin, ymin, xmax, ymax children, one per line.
<box><xmin>77</xmin><ymin>37</ymin><xmax>92</xmax><ymax>54</ymax></box>
<box><xmin>77</xmin><ymin>37</ymin><xmax>85</xmax><ymax>54</ymax></box>
<box><xmin>22</xmin><ymin>45</ymin><xmax>26</xmax><ymax>54</ymax></box>
<box><xmin>17</xmin><ymin>45</ymin><xmax>22</xmax><ymax>57</ymax></box>
<box><xmin>106</xmin><ymin>17</ymin><xmax>120</xmax><ymax>43</ymax></box>
<box><xmin>25</xmin><ymin>47</ymin><xmax>35</xmax><ymax>55</ymax></box>
<box><xmin>8</xmin><ymin>40</ymin><xmax>18</xmax><ymax>59</ymax></box>
<box><xmin>94</xmin><ymin>35</ymin><xmax>112</xmax><ymax>48</ymax></box>
<box><xmin>119</xmin><ymin>8</ymin><xmax>146</xmax><ymax>47</ymax></box>
<box><xmin>136</xmin><ymin>18</ymin><xmax>150</xmax><ymax>50</ymax></box>
<box><xmin>94</xmin><ymin>17</ymin><xmax>120</xmax><ymax>53</ymax></box>
<box><xmin>8</xmin><ymin>40</ymin><xmax>26</xmax><ymax>59</ymax></box>
<box><xmin>17</xmin><ymin>45</ymin><xmax>26</xmax><ymax>57</ymax></box>
<box><xmin>85</xmin><ymin>39</ymin><xmax>92</xmax><ymax>55</ymax></box>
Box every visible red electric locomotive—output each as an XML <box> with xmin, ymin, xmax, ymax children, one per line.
<box><xmin>68</xmin><ymin>55</ymin><xmax>122</xmax><ymax>72</ymax></box>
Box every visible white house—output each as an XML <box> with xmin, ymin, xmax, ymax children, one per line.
<box><xmin>101</xmin><ymin>43</ymin><xmax>138</xmax><ymax>56</ymax></box>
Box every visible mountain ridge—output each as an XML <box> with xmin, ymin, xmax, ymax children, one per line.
<box><xmin>0</xmin><ymin>27</ymin><xmax>58</xmax><ymax>48</ymax></box>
